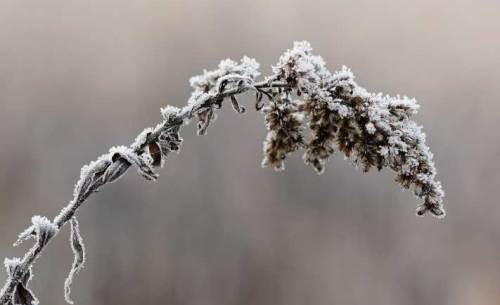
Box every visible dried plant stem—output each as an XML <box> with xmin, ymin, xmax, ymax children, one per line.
<box><xmin>0</xmin><ymin>80</ymin><xmax>285</xmax><ymax>305</ymax></box>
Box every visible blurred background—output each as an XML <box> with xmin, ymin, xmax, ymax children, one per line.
<box><xmin>0</xmin><ymin>0</ymin><xmax>499</xmax><ymax>304</ymax></box>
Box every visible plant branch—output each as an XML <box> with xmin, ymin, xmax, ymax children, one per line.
<box><xmin>0</xmin><ymin>79</ymin><xmax>285</xmax><ymax>305</ymax></box>
<box><xmin>0</xmin><ymin>41</ymin><xmax>445</xmax><ymax>305</ymax></box>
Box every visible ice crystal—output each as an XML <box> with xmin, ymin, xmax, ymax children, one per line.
<box><xmin>14</xmin><ymin>216</ymin><xmax>58</xmax><ymax>248</ymax></box>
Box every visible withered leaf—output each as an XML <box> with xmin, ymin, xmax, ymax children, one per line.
<box><xmin>148</xmin><ymin>142</ymin><xmax>162</xmax><ymax>167</ymax></box>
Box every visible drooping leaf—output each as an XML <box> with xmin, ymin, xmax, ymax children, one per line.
<box><xmin>64</xmin><ymin>217</ymin><xmax>85</xmax><ymax>305</ymax></box>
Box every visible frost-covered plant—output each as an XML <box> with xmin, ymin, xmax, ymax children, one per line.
<box><xmin>0</xmin><ymin>41</ymin><xmax>444</xmax><ymax>305</ymax></box>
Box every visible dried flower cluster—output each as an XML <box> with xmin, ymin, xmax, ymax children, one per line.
<box><xmin>266</xmin><ymin>42</ymin><xmax>444</xmax><ymax>218</ymax></box>
<box><xmin>0</xmin><ymin>41</ymin><xmax>444</xmax><ymax>305</ymax></box>
<box><xmin>261</xmin><ymin>93</ymin><xmax>304</xmax><ymax>170</ymax></box>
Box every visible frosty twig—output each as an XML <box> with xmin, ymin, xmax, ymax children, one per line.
<box><xmin>0</xmin><ymin>41</ymin><xmax>444</xmax><ymax>305</ymax></box>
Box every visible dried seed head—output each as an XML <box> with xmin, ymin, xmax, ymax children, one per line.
<box><xmin>261</xmin><ymin>95</ymin><xmax>304</xmax><ymax>171</ymax></box>
<box><xmin>302</xmin><ymin>97</ymin><xmax>338</xmax><ymax>174</ymax></box>
<box><xmin>269</xmin><ymin>41</ymin><xmax>444</xmax><ymax>216</ymax></box>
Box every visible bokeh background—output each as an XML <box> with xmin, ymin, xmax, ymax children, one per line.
<box><xmin>1</xmin><ymin>0</ymin><xmax>499</xmax><ymax>304</ymax></box>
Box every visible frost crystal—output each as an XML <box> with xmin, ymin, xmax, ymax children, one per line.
<box><xmin>14</xmin><ymin>216</ymin><xmax>58</xmax><ymax>248</ymax></box>
<box><xmin>4</xmin><ymin>257</ymin><xmax>21</xmax><ymax>276</ymax></box>
<box><xmin>189</xmin><ymin>56</ymin><xmax>260</xmax><ymax>93</ymax></box>
<box><xmin>72</xmin><ymin>156</ymin><xmax>111</xmax><ymax>201</ymax></box>
<box><xmin>131</xmin><ymin>127</ymin><xmax>154</xmax><ymax>150</ymax></box>
<box><xmin>186</xmin><ymin>56</ymin><xmax>260</xmax><ymax>135</ymax></box>
<box><xmin>161</xmin><ymin>105</ymin><xmax>181</xmax><ymax>122</ymax></box>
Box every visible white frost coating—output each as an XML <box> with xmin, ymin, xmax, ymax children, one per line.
<box><xmin>4</xmin><ymin>257</ymin><xmax>21</xmax><ymax>276</ymax></box>
<box><xmin>189</xmin><ymin>56</ymin><xmax>260</xmax><ymax>94</ymax></box>
<box><xmin>131</xmin><ymin>127</ymin><xmax>154</xmax><ymax>150</ymax></box>
<box><xmin>273</xmin><ymin>41</ymin><xmax>330</xmax><ymax>95</ymax></box>
<box><xmin>184</xmin><ymin>91</ymin><xmax>211</xmax><ymax>110</ymax></box>
<box><xmin>186</xmin><ymin>56</ymin><xmax>261</xmax><ymax>135</ymax></box>
<box><xmin>108</xmin><ymin>146</ymin><xmax>158</xmax><ymax>181</ymax></box>
<box><xmin>365</xmin><ymin>122</ymin><xmax>376</xmax><ymax>134</ymax></box>
<box><xmin>14</xmin><ymin>227</ymin><xmax>35</xmax><ymax>247</ymax></box>
<box><xmin>14</xmin><ymin>216</ymin><xmax>58</xmax><ymax>247</ymax></box>
<box><xmin>332</xmin><ymin>65</ymin><xmax>355</xmax><ymax>81</ymax></box>
<box><xmin>216</xmin><ymin>74</ymin><xmax>253</xmax><ymax>91</ymax></box>
<box><xmin>161</xmin><ymin>105</ymin><xmax>181</xmax><ymax>121</ymax></box>
<box><xmin>72</xmin><ymin>156</ymin><xmax>110</xmax><ymax>200</ymax></box>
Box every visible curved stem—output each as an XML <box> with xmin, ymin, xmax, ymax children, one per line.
<box><xmin>0</xmin><ymin>79</ymin><xmax>286</xmax><ymax>304</ymax></box>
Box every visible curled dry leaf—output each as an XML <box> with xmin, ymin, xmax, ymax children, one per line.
<box><xmin>148</xmin><ymin>141</ymin><xmax>162</xmax><ymax>167</ymax></box>
<box><xmin>108</xmin><ymin>146</ymin><xmax>158</xmax><ymax>181</ymax></box>
<box><xmin>103</xmin><ymin>158</ymin><xmax>130</xmax><ymax>184</ymax></box>
<box><xmin>158</xmin><ymin>129</ymin><xmax>182</xmax><ymax>155</ymax></box>
<box><xmin>14</xmin><ymin>216</ymin><xmax>58</xmax><ymax>248</ymax></box>
<box><xmin>230</xmin><ymin>96</ymin><xmax>245</xmax><ymax>113</ymax></box>
<box><xmin>4</xmin><ymin>258</ymin><xmax>38</xmax><ymax>305</ymax></box>
<box><xmin>64</xmin><ymin>217</ymin><xmax>85</xmax><ymax>304</ymax></box>
<box><xmin>196</xmin><ymin>108</ymin><xmax>215</xmax><ymax>136</ymax></box>
<box><xmin>73</xmin><ymin>158</ymin><xmax>111</xmax><ymax>201</ymax></box>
